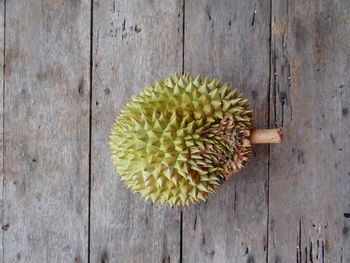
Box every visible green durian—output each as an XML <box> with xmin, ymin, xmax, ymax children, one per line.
<box><xmin>110</xmin><ymin>73</ymin><xmax>253</xmax><ymax>206</ymax></box>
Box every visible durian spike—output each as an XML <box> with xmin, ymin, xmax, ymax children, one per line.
<box><xmin>251</xmin><ymin>128</ymin><xmax>283</xmax><ymax>144</ymax></box>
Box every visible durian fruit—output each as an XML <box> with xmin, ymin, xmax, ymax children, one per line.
<box><xmin>110</xmin><ymin>73</ymin><xmax>282</xmax><ymax>206</ymax></box>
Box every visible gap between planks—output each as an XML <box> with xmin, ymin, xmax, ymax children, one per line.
<box><xmin>88</xmin><ymin>0</ymin><xmax>94</xmax><ymax>262</ymax></box>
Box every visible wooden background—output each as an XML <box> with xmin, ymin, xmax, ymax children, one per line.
<box><xmin>0</xmin><ymin>0</ymin><xmax>349</xmax><ymax>262</ymax></box>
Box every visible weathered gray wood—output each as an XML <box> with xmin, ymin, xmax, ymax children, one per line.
<box><xmin>1</xmin><ymin>0</ymin><xmax>349</xmax><ymax>262</ymax></box>
<box><xmin>90</xmin><ymin>1</ymin><xmax>182</xmax><ymax>262</ymax></box>
<box><xmin>183</xmin><ymin>0</ymin><xmax>271</xmax><ymax>262</ymax></box>
<box><xmin>269</xmin><ymin>0</ymin><xmax>350</xmax><ymax>262</ymax></box>
<box><xmin>4</xmin><ymin>1</ymin><xmax>90</xmax><ymax>262</ymax></box>
<box><xmin>0</xmin><ymin>0</ymin><xmax>4</xmax><ymax>261</ymax></box>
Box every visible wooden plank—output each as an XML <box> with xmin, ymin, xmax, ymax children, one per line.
<box><xmin>4</xmin><ymin>1</ymin><xmax>90</xmax><ymax>262</ymax></box>
<box><xmin>0</xmin><ymin>0</ymin><xmax>4</xmax><ymax>261</ymax></box>
<box><xmin>269</xmin><ymin>0</ymin><xmax>350</xmax><ymax>262</ymax></box>
<box><xmin>90</xmin><ymin>1</ymin><xmax>182</xmax><ymax>262</ymax></box>
<box><xmin>182</xmin><ymin>0</ymin><xmax>271</xmax><ymax>262</ymax></box>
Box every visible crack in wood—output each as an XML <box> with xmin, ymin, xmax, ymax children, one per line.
<box><xmin>321</xmin><ymin>240</ymin><xmax>325</xmax><ymax>263</ymax></box>
<box><xmin>193</xmin><ymin>211</ymin><xmax>197</xmax><ymax>231</ymax></box>
<box><xmin>297</xmin><ymin>219</ymin><xmax>302</xmax><ymax>263</ymax></box>
<box><xmin>251</xmin><ymin>10</ymin><xmax>256</xmax><ymax>27</ymax></box>
<box><xmin>309</xmin><ymin>239</ymin><xmax>313</xmax><ymax>263</ymax></box>
<box><xmin>272</xmin><ymin>46</ymin><xmax>277</xmax><ymax>127</ymax></box>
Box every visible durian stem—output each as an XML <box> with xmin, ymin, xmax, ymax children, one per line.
<box><xmin>251</xmin><ymin>128</ymin><xmax>283</xmax><ymax>144</ymax></box>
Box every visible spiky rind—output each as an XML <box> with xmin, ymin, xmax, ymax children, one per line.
<box><xmin>110</xmin><ymin>73</ymin><xmax>252</xmax><ymax>206</ymax></box>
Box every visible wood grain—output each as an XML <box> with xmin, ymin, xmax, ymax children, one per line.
<box><xmin>182</xmin><ymin>0</ymin><xmax>271</xmax><ymax>262</ymax></box>
<box><xmin>3</xmin><ymin>1</ymin><xmax>90</xmax><ymax>262</ymax></box>
<box><xmin>269</xmin><ymin>0</ymin><xmax>350</xmax><ymax>262</ymax></box>
<box><xmin>0</xmin><ymin>1</ymin><xmax>4</xmax><ymax>261</ymax></box>
<box><xmin>90</xmin><ymin>1</ymin><xmax>183</xmax><ymax>262</ymax></box>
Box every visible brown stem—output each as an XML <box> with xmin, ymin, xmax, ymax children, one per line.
<box><xmin>251</xmin><ymin>128</ymin><xmax>283</xmax><ymax>144</ymax></box>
